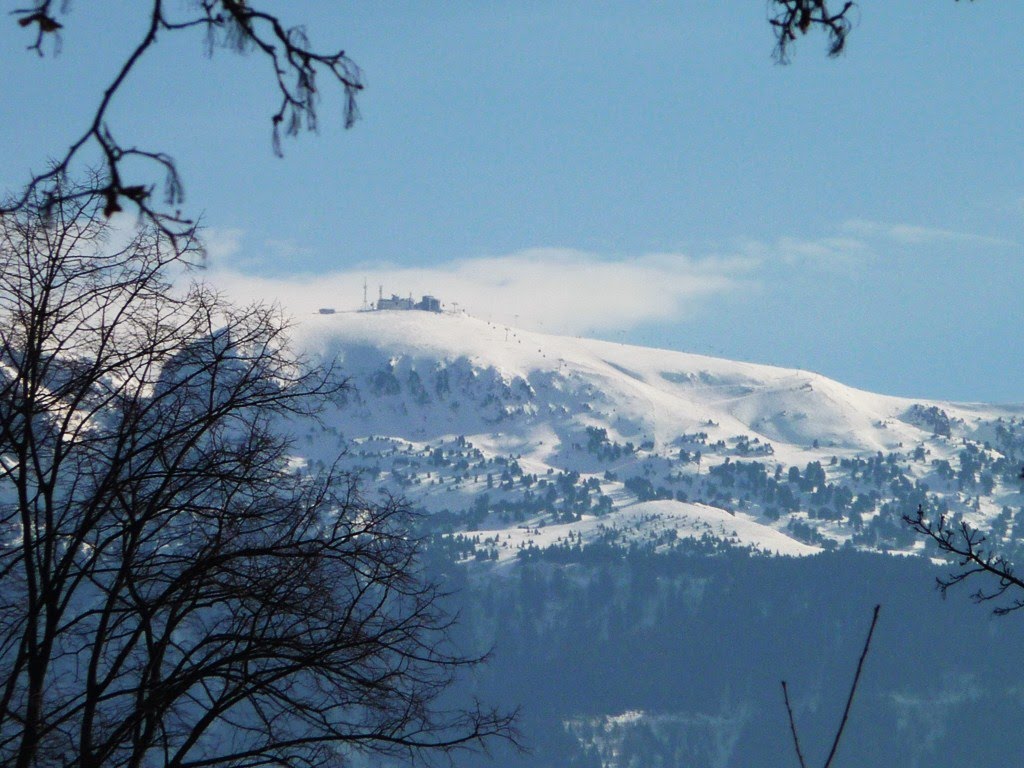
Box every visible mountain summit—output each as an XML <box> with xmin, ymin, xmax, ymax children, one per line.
<box><xmin>295</xmin><ymin>310</ymin><xmax>1024</xmax><ymax>558</ymax></box>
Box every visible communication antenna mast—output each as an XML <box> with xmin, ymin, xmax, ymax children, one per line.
<box><xmin>362</xmin><ymin>278</ymin><xmax>368</xmax><ymax>311</ymax></box>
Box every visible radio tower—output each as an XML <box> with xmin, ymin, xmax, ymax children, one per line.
<box><xmin>362</xmin><ymin>278</ymin><xmax>369</xmax><ymax>311</ymax></box>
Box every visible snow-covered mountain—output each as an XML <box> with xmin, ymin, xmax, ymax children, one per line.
<box><xmin>293</xmin><ymin>310</ymin><xmax>1024</xmax><ymax>558</ymax></box>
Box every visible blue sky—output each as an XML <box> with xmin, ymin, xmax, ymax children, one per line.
<box><xmin>2</xmin><ymin>3</ymin><xmax>1022</xmax><ymax>402</ymax></box>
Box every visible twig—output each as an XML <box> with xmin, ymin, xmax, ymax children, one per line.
<box><xmin>780</xmin><ymin>604</ymin><xmax>880</xmax><ymax>768</ymax></box>
<box><xmin>781</xmin><ymin>680</ymin><xmax>808</xmax><ymax>768</ymax></box>
<box><xmin>822</xmin><ymin>603</ymin><xmax>880</xmax><ymax>768</ymax></box>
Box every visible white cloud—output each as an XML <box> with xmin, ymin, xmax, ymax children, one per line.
<box><xmin>842</xmin><ymin>218</ymin><xmax>1016</xmax><ymax>248</ymax></box>
<box><xmin>197</xmin><ymin>215</ymin><xmax>1014</xmax><ymax>339</ymax></box>
<box><xmin>729</xmin><ymin>216</ymin><xmax>1016</xmax><ymax>275</ymax></box>
<box><xmin>202</xmin><ymin>227</ymin><xmax>245</xmax><ymax>263</ymax></box>
<box><xmin>203</xmin><ymin>246</ymin><xmax>756</xmax><ymax>335</ymax></box>
<box><xmin>772</xmin><ymin>236</ymin><xmax>873</xmax><ymax>270</ymax></box>
<box><xmin>728</xmin><ymin>235</ymin><xmax>874</xmax><ymax>274</ymax></box>
<box><xmin>778</xmin><ymin>236</ymin><xmax>871</xmax><ymax>262</ymax></box>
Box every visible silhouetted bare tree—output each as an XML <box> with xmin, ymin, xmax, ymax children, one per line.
<box><xmin>4</xmin><ymin>2</ymin><xmax>364</xmax><ymax>246</ymax></box>
<box><xmin>0</xmin><ymin>188</ymin><xmax>515</xmax><ymax>768</ymax></box>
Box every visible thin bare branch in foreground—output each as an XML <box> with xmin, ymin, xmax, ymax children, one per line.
<box><xmin>781</xmin><ymin>604</ymin><xmax>880</xmax><ymax>768</ymax></box>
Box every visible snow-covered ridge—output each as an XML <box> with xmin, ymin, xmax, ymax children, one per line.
<box><xmin>293</xmin><ymin>310</ymin><xmax>1024</xmax><ymax>559</ymax></box>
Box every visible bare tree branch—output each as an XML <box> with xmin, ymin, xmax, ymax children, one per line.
<box><xmin>780</xmin><ymin>604</ymin><xmax>880</xmax><ymax>768</ymax></box>
<box><xmin>768</xmin><ymin>0</ymin><xmax>857</xmax><ymax>63</ymax></box>
<box><xmin>821</xmin><ymin>603</ymin><xmax>879</xmax><ymax>768</ymax></box>
<box><xmin>3</xmin><ymin>2</ymin><xmax>364</xmax><ymax>248</ymax></box>
<box><xmin>768</xmin><ymin>0</ymin><xmax>978</xmax><ymax>63</ymax></box>
<box><xmin>781</xmin><ymin>681</ymin><xmax>808</xmax><ymax>768</ymax></box>
<box><xmin>904</xmin><ymin>503</ymin><xmax>1024</xmax><ymax>615</ymax></box>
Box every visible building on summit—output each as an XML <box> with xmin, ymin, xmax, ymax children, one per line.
<box><xmin>417</xmin><ymin>295</ymin><xmax>441</xmax><ymax>312</ymax></box>
<box><xmin>371</xmin><ymin>285</ymin><xmax>442</xmax><ymax>313</ymax></box>
<box><xmin>376</xmin><ymin>293</ymin><xmax>415</xmax><ymax>311</ymax></box>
